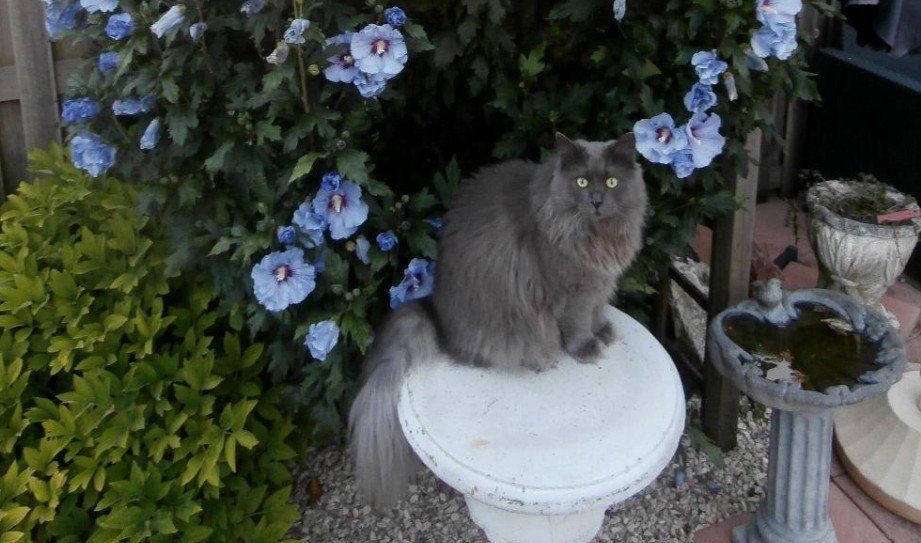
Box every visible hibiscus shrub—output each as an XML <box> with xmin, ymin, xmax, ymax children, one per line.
<box><xmin>0</xmin><ymin>148</ymin><xmax>297</xmax><ymax>543</ymax></box>
<box><xmin>45</xmin><ymin>0</ymin><xmax>835</xmax><ymax>438</ymax></box>
<box><xmin>50</xmin><ymin>0</ymin><xmax>440</xmax><ymax>437</ymax></box>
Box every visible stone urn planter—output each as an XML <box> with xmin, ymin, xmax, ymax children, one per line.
<box><xmin>708</xmin><ymin>279</ymin><xmax>906</xmax><ymax>543</ymax></box>
<box><xmin>806</xmin><ymin>179</ymin><xmax>921</xmax><ymax>330</ymax></box>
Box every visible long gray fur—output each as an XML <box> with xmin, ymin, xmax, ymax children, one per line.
<box><xmin>348</xmin><ymin>133</ymin><xmax>648</xmax><ymax>507</ymax></box>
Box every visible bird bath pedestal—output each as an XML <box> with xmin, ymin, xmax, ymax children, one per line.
<box><xmin>398</xmin><ymin>306</ymin><xmax>685</xmax><ymax>543</ymax></box>
<box><xmin>708</xmin><ymin>279</ymin><xmax>906</xmax><ymax>543</ymax></box>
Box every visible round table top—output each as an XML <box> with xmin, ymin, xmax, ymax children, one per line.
<box><xmin>398</xmin><ymin>306</ymin><xmax>685</xmax><ymax>515</ymax></box>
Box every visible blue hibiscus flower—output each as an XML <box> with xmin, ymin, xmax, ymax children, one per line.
<box><xmin>376</xmin><ymin>231</ymin><xmax>398</xmax><ymax>252</ymax></box>
<box><xmin>189</xmin><ymin>22</ymin><xmax>207</xmax><ymax>42</ymax></box>
<box><xmin>744</xmin><ymin>47</ymin><xmax>769</xmax><ymax>72</ymax></box>
<box><xmin>633</xmin><ymin>113</ymin><xmax>689</xmax><ymax>165</ymax></box>
<box><xmin>70</xmin><ymin>131</ymin><xmax>116</xmax><ymax>178</ymax></box>
<box><xmin>351</xmin><ymin>24</ymin><xmax>408</xmax><ymax>77</ymax></box>
<box><xmin>98</xmin><ymin>51</ymin><xmax>119</xmax><ymax>72</ymax></box>
<box><xmin>683</xmin><ymin>112</ymin><xmax>725</xmax><ymax>168</ymax></box>
<box><xmin>354</xmin><ymin>72</ymin><xmax>389</xmax><ymax>98</ymax></box>
<box><xmin>292</xmin><ymin>203</ymin><xmax>327</xmax><ymax>248</ymax></box>
<box><xmin>277</xmin><ymin>225</ymin><xmax>297</xmax><ymax>246</ymax></box>
<box><xmin>105</xmin><ymin>12</ymin><xmax>134</xmax><ymax>40</ymax></box>
<box><xmin>323</xmin><ymin>32</ymin><xmax>359</xmax><ymax>83</ymax></box>
<box><xmin>756</xmin><ymin>0</ymin><xmax>802</xmax><ymax>25</ymax></box>
<box><xmin>112</xmin><ymin>95</ymin><xmax>155</xmax><ymax>115</ymax></box>
<box><xmin>390</xmin><ymin>258</ymin><xmax>436</xmax><ymax>309</ymax></box>
<box><xmin>683</xmin><ymin>83</ymin><xmax>717</xmax><ymax>114</ymax></box>
<box><xmin>613</xmin><ymin>0</ymin><xmax>626</xmax><ymax>21</ymax></box>
<box><xmin>250</xmin><ymin>248</ymin><xmax>316</xmax><ymax>312</ymax></box>
<box><xmin>321</xmin><ymin>171</ymin><xmax>342</xmax><ymax>192</ymax></box>
<box><xmin>751</xmin><ymin>20</ymin><xmax>798</xmax><ymax>60</ymax></box>
<box><xmin>312</xmin><ymin>181</ymin><xmax>369</xmax><ymax>240</ymax></box>
<box><xmin>79</xmin><ymin>0</ymin><xmax>117</xmax><ymax>13</ymax></box>
<box><xmin>240</xmin><ymin>0</ymin><xmax>263</xmax><ymax>18</ymax></box>
<box><xmin>312</xmin><ymin>248</ymin><xmax>326</xmax><ymax>274</ymax></box>
<box><xmin>424</xmin><ymin>217</ymin><xmax>444</xmax><ymax>234</ymax></box>
<box><xmin>151</xmin><ymin>4</ymin><xmax>186</xmax><ymax>38</ymax></box>
<box><xmin>691</xmin><ymin>50</ymin><xmax>728</xmax><ymax>85</ymax></box>
<box><xmin>355</xmin><ymin>236</ymin><xmax>371</xmax><ymax>265</ymax></box>
<box><xmin>140</xmin><ymin>118</ymin><xmax>161</xmax><ymax>150</ymax></box>
<box><xmin>305</xmin><ymin>320</ymin><xmax>340</xmax><ymax>362</ymax></box>
<box><xmin>670</xmin><ymin>149</ymin><xmax>696</xmax><ymax>179</ymax></box>
<box><xmin>266</xmin><ymin>42</ymin><xmax>290</xmax><ymax>65</ymax></box>
<box><xmin>42</xmin><ymin>0</ymin><xmax>82</xmax><ymax>38</ymax></box>
<box><xmin>284</xmin><ymin>18</ymin><xmax>310</xmax><ymax>44</ymax></box>
<box><xmin>61</xmin><ymin>98</ymin><xmax>100</xmax><ymax>124</ymax></box>
<box><xmin>384</xmin><ymin>6</ymin><xmax>407</xmax><ymax>26</ymax></box>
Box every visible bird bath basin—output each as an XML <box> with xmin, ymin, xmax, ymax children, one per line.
<box><xmin>708</xmin><ymin>279</ymin><xmax>906</xmax><ymax>543</ymax></box>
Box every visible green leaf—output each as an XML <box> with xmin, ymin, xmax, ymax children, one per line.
<box><xmin>224</xmin><ymin>436</ymin><xmax>237</xmax><ymax>472</ymax></box>
<box><xmin>234</xmin><ymin>430</ymin><xmax>258</xmax><ymax>449</ymax></box>
<box><xmin>255</xmin><ymin>121</ymin><xmax>283</xmax><ymax>145</ymax></box>
<box><xmin>408</xmin><ymin>188</ymin><xmax>438</xmax><ymax>213</ymax></box>
<box><xmin>341</xmin><ymin>313</ymin><xmax>372</xmax><ymax>353</ymax></box>
<box><xmin>323</xmin><ymin>250</ymin><xmax>348</xmax><ymax>286</ymax></box>
<box><xmin>688</xmin><ymin>425</ymin><xmax>725</xmax><ymax>469</ymax></box>
<box><xmin>203</xmin><ymin>142</ymin><xmax>233</xmax><ymax>175</ymax></box>
<box><xmin>405</xmin><ymin>226</ymin><xmax>438</xmax><ymax>260</ymax></box>
<box><xmin>433</xmin><ymin>31</ymin><xmax>462</xmax><ymax>67</ymax></box>
<box><xmin>518</xmin><ymin>44</ymin><xmax>546</xmax><ymax>79</ymax></box>
<box><xmin>336</xmin><ymin>149</ymin><xmax>371</xmax><ymax>185</ymax></box>
<box><xmin>289</xmin><ymin>152</ymin><xmax>327</xmax><ymax>184</ymax></box>
<box><xmin>547</xmin><ymin>0</ymin><xmax>607</xmax><ymax>21</ymax></box>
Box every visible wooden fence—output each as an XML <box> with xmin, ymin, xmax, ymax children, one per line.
<box><xmin>0</xmin><ymin>0</ymin><xmax>87</xmax><ymax>198</ymax></box>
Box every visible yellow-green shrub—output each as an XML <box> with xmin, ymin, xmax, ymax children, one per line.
<box><xmin>0</xmin><ymin>147</ymin><xmax>298</xmax><ymax>543</ymax></box>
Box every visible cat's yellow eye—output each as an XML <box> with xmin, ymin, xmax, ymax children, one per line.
<box><xmin>606</xmin><ymin>177</ymin><xmax>619</xmax><ymax>189</ymax></box>
<box><xmin>576</xmin><ymin>177</ymin><xmax>589</xmax><ymax>188</ymax></box>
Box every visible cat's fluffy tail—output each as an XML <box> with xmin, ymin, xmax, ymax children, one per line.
<box><xmin>348</xmin><ymin>300</ymin><xmax>440</xmax><ymax>508</ymax></box>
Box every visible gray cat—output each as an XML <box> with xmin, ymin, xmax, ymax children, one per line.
<box><xmin>348</xmin><ymin>133</ymin><xmax>648</xmax><ymax>507</ymax></box>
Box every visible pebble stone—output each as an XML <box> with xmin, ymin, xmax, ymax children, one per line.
<box><xmin>293</xmin><ymin>397</ymin><xmax>770</xmax><ymax>543</ymax></box>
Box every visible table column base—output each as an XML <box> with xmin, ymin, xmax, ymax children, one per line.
<box><xmin>465</xmin><ymin>496</ymin><xmax>606</xmax><ymax>543</ymax></box>
<box><xmin>732</xmin><ymin>511</ymin><xmax>837</xmax><ymax>543</ymax></box>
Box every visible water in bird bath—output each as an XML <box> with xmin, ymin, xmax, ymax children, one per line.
<box><xmin>722</xmin><ymin>303</ymin><xmax>884</xmax><ymax>393</ymax></box>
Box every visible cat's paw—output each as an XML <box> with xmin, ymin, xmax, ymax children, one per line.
<box><xmin>569</xmin><ymin>338</ymin><xmax>603</xmax><ymax>363</ymax></box>
<box><xmin>522</xmin><ymin>356</ymin><xmax>557</xmax><ymax>373</ymax></box>
<box><xmin>594</xmin><ymin>322</ymin><xmax>615</xmax><ymax>346</ymax></box>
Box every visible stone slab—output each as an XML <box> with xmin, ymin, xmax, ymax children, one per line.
<box><xmin>834</xmin><ymin>473</ymin><xmax>921</xmax><ymax>543</ymax></box>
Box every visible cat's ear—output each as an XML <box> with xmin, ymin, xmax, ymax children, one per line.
<box><xmin>606</xmin><ymin>132</ymin><xmax>637</xmax><ymax>162</ymax></box>
<box><xmin>555</xmin><ymin>132</ymin><xmax>584</xmax><ymax>169</ymax></box>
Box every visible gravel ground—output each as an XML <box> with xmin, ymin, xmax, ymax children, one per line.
<box><xmin>293</xmin><ymin>398</ymin><xmax>771</xmax><ymax>543</ymax></box>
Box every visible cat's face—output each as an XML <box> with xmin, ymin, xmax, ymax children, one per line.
<box><xmin>549</xmin><ymin>133</ymin><xmax>645</xmax><ymax>223</ymax></box>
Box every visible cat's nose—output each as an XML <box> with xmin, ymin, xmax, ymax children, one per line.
<box><xmin>591</xmin><ymin>192</ymin><xmax>603</xmax><ymax>209</ymax></box>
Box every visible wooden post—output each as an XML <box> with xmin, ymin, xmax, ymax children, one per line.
<box><xmin>702</xmin><ymin>129</ymin><xmax>762</xmax><ymax>451</ymax></box>
<box><xmin>7</xmin><ymin>0</ymin><xmax>60</xmax><ymax>153</ymax></box>
<box><xmin>780</xmin><ymin>6</ymin><xmax>823</xmax><ymax>197</ymax></box>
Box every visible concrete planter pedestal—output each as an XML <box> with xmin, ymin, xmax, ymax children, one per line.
<box><xmin>708</xmin><ymin>280</ymin><xmax>906</xmax><ymax>543</ymax></box>
<box><xmin>398</xmin><ymin>306</ymin><xmax>685</xmax><ymax>543</ymax></box>
<box><xmin>806</xmin><ymin>180</ymin><xmax>921</xmax><ymax>331</ymax></box>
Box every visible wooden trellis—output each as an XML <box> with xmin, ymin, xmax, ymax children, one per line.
<box><xmin>0</xmin><ymin>0</ymin><xmax>85</xmax><ymax>198</ymax></box>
